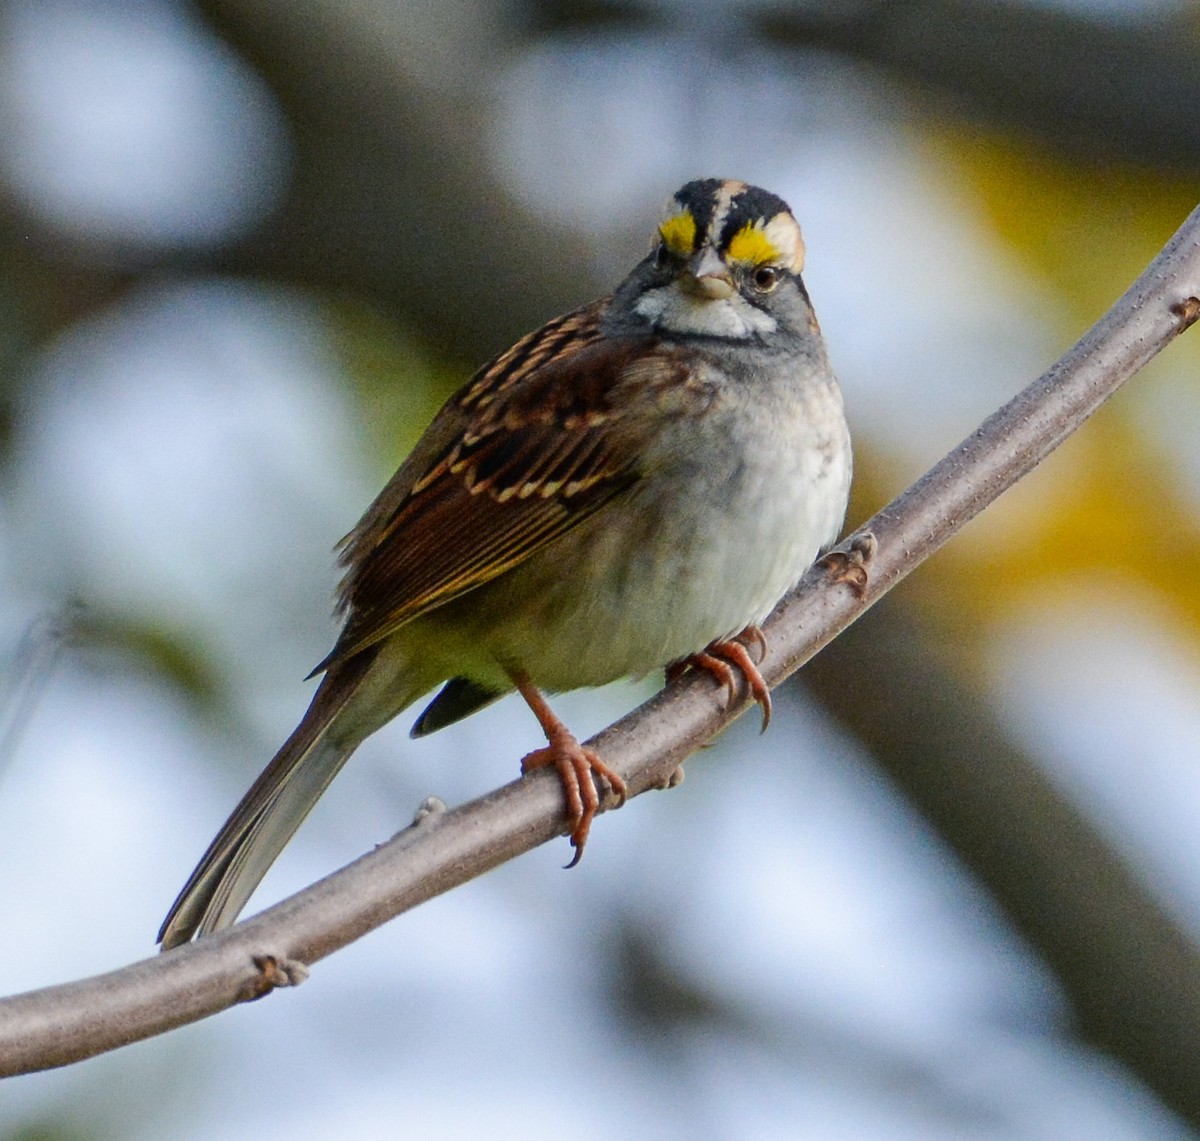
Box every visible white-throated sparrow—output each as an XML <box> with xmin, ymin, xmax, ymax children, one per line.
<box><xmin>158</xmin><ymin>178</ymin><xmax>852</xmax><ymax>949</ymax></box>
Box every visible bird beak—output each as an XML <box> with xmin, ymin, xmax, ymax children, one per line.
<box><xmin>680</xmin><ymin>247</ymin><xmax>735</xmax><ymax>300</ymax></box>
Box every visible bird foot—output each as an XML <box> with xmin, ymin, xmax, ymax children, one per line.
<box><xmin>818</xmin><ymin>530</ymin><xmax>877</xmax><ymax>598</ymax></box>
<box><xmin>520</xmin><ymin>734</ymin><xmax>627</xmax><ymax>867</ymax></box>
<box><xmin>511</xmin><ymin>672</ymin><xmax>627</xmax><ymax>867</ymax></box>
<box><xmin>667</xmin><ymin>626</ymin><xmax>772</xmax><ymax>732</ymax></box>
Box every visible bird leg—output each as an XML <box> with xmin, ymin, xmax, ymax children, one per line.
<box><xmin>666</xmin><ymin>626</ymin><xmax>773</xmax><ymax>732</ymax></box>
<box><xmin>510</xmin><ymin>671</ymin><xmax>628</xmax><ymax>867</ymax></box>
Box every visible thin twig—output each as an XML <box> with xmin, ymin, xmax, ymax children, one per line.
<box><xmin>0</xmin><ymin>605</ymin><xmax>79</xmax><ymax>784</ymax></box>
<box><xmin>2</xmin><ymin>206</ymin><xmax>1198</xmax><ymax>1078</ymax></box>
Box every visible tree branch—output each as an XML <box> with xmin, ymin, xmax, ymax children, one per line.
<box><xmin>2</xmin><ymin>207</ymin><xmax>1199</xmax><ymax>1077</ymax></box>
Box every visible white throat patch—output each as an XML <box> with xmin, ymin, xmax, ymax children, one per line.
<box><xmin>634</xmin><ymin>283</ymin><xmax>777</xmax><ymax>339</ymax></box>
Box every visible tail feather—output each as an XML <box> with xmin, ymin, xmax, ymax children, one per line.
<box><xmin>410</xmin><ymin>676</ymin><xmax>503</xmax><ymax>738</ymax></box>
<box><xmin>158</xmin><ymin>650</ymin><xmax>378</xmax><ymax>950</ymax></box>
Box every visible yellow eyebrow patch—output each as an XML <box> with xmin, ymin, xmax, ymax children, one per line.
<box><xmin>725</xmin><ymin>222</ymin><xmax>780</xmax><ymax>267</ymax></box>
<box><xmin>659</xmin><ymin>210</ymin><xmax>697</xmax><ymax>256</ymax></box>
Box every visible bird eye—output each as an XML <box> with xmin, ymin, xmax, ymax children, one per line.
<box><xmin>753</xmin><ymin>265</ymin><xmax>780</xmax><ymax>292</ymax></box>
<box><xmin>653</xmin><ymin>241</ymin><xmax>672</xmax><ymax>270</ymax></box>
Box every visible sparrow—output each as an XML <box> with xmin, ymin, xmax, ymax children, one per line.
<box><xmin>158</xmin><ymin>178</ymin><xmax>851</xmax><ymax>949</ymax></box>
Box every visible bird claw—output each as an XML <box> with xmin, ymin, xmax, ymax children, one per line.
<box><xmin>521</xmin><ymin>738</ymin><xmax>627</xmax><ymax>866</ymax></box>
<box><xmin>818</xmin><ymin>530</ymin><xmax>877</xmax><ymax>598</ymax></box>
<box><xmin>670</xmin><ymin>626</ymin><xmax>773</xmax><ymax>732</ymax></box>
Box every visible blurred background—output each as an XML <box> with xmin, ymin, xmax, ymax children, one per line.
<box><xmin>1</xmin><ymin>0</ymin><xmax>1199</xmax><ymax>1137</ymax></box>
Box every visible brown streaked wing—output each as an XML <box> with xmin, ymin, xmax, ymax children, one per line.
<box><xmin>317</xmin><ymin>326</ymin><xmax>680</xmax><ymax>672</ymax></box>
<box><xmin>334</xmin><ymin>300</ymin><xmax>609</xmax><ymax>583</ymax></box>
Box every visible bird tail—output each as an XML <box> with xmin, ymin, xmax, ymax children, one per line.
<box><xmin>157</xmin><ymin>649</ymin><xmax>379</xmax><ymax>950</ymax></box>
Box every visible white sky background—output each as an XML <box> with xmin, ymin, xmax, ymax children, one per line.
<box><xmin>1</xmin><ymin>0</ymin><xmax>1198</xmax><ymax>1138</ymax></box>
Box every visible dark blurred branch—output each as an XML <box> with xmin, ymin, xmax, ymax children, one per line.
<box><xmin>764</xmin><ymin>0</ymin><xmax>1200</xmax><ymax>169</ymax></box>
<box><xmin>804</xmin><ymin>597</ymin><xmax>1200</xmax><ymax>1126</ymax></box>
<box><xmin>535</xmin><ymin>0</ymin><xmax>1200</xmax><ymax>169</ymax></box>
<box><xmin>198</xmin><ymin>0</ymin><xmax>602</xmax><ymax>364</ymax></box>
<box><xmin>0</xmin><ymin>198</ymin><xmax>1197</xmax><ymax>1077</ymax></box>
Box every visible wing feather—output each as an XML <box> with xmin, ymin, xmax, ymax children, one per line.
<box><xmin>316</xmin><ymin>303</ymin><xmax>684</xmax><ymax>673</ymax></box>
